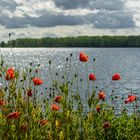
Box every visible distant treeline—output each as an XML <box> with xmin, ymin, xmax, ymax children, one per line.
<box><xmin>1</xmin><ymin>36</ymin><xmax>140</xmax><ymax>47</ymax></box>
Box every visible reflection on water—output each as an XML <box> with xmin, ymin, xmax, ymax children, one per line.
<box><xmin>0</xmin><ymin>48</ymin><xmax>140</xmax><ymax>113</ymax></box>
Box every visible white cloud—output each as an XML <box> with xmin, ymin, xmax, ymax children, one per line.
<box><xmin>124</xmin><ymin>0</ymin><xmax>140</xmax><ymax>27</ymax></box>
<box><xmin>0</xmin><ymin>0</ymin><xmax>140</xmax><ymax>41</ymax></box>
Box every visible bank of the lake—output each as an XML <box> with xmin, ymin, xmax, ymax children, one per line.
<box><xmin>1</xmin><ymin>36</ymin><xmax>140</xmax><ymax>48</ymax></box>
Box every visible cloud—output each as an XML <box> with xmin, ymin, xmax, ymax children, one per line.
<box><xmin>86</xmin><ymin>11</ymin><xmax>135</xmax><ymax>28</ymax></box>
<box><xmin>53</xmin><ymin>0</ymin><xmax>124</xmax><ymax>11</ymax></box>
<box><xmin>0</xmin><ymin>0</ymin><xmax>135</xmax><ymax>28</ymax></box>
<box><xmin>0</xmin><ymin>0</ymin><xmax>140</xmax><ymax>41</ymax></box>
<box><xmin>89</xmin><ymin>0</ymin><xmax>123</xmax><ymax>10</ymax></box>
<box><xmin>53</xmin><ymin>0</ymin><xmax>90</xmax><ymax>9</ymax></box>
<box><xmin>0</xmin><ymin>0</ymin><xmax>17</xmax><ymax>11</ymax></box>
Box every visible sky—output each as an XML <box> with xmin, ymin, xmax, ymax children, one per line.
<box><xmin>0</xmin><ymin>0</ymin><xmax>140</xmax><ymax>41</ymax></box>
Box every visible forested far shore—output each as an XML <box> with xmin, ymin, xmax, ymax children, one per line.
<box><xmin>1</xmin><ymin>35</ymin><xmax>140</xmax><ymax>47</ymax></box>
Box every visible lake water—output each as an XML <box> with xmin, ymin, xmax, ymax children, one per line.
<box><xmin>1</xmin><ymin>48</ymin><xmax>140</xmax><ymax>113</ymax></box>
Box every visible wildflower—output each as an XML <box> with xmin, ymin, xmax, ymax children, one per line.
<box><xmin>103</xmin><ymin>122</ymin><xmax>110</xmax><ymax>129</ymax></box>
<box><xmin>27</xmin><ymin>89</ymin><xmax>32</xmax><ymax>97</ymax></box>
<box><xmin>79</xmin><ymin>52</ymin><xmax>89</xmax><ymax>62</ymax></box>
<box><xmin>96</xmin><ymin>105</ymin><xmax>101</xmax><ymax>113</ymax></box>
<box><xmin>7</xmin><ymin>111</ymin><xmax>20</xmax><ymax>119</ymax></box>
<box><xmin>5</xmin><ymin>67</ymin><xmax>15</xmax><ymax>80</ymax></box>
<box><xmin>98</xmin><ymin>91</ymin><xmax>106</xmax><ymax>100</ymax></box>
<box><xmin>51</xmin><ymin>104</ymin><xmax>59</xmax><ymax>111</ymax></box>
<box><xmin>39</xmin><ymin>119</ymin><xmax>48</xmax><ymax>125</ymax></box>
<box><xmin>124</xmin><ymin>95</ymin><xmax>137</xmax><ymax>104</ymax></box>
<box><xmin>112</xmin><ymin>73</ymin><xmax>121</xmax><ymax>80</ymax></box>
<box><xmin>89</xmin><ymin>73</ymin><xmax>96</xmax><ymax>81</ymax></box>
<box><xmin>54</xmin><ymin>95</ymin><xmax>62</xmax><ymax>103</ymax></box>
<box><xmin>0</xmin><ymin>100</ymin><xmax>5</xmax><ymax>106</ymax></box>
<box><xmin>32</xmin><ymin>77</ymin><xmax>43</xmax><ymax>86</ymax></box>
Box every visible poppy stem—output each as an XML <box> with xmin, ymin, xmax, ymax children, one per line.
<box><xmin>9</xmin><ymin>33</ymin><xmax>17</xmax><ymax>68</ymax></box>
<box><xmin>49</xmin><ymin>63</ymin><xmax>53</xmax><ymax>83</ymax></box>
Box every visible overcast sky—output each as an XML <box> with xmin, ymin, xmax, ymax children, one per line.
<box><xmin>0</xmin><ymin>0</ymin><xmax>140</xmax><ymax>41</ymax></box>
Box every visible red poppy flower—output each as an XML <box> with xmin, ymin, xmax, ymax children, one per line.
<box><xmin>7</xmin><ymin>111</ymin><xmax>20</xmax><ymax>119</ymax></box>
<box><xmin>112</xmin><ymin>73</ymin><xmax>121</xmax><ymax>81</ymax></box>
<box><xmin>51</xmin><ymin>104</ymin><xmax>59</xmax><ymax>111</ymax></box>
<box><xmin>98</xmin><ymin>91</ymin><xmax>106</xmax><ymax>100</ymax></box>
<box><xmin>27</xmin><ymin>89</ymin><xmax>32</xmax><ymax>97</ymax></box>
<box><xmin>54</xmin><ymin>95</ymin><xmax>62</xmax><ymax>103</ymax></box>
<box><xmin>96</xmin><ymin>105</ymin><xmax>100</xmax><ymax>113</ymax></box>
<box><xmin>0</xmin><ymin>100</ymin><xmax>5</xmax><ymax>106</ymax></box>
<box><xmin>79</xmin><ymin>52</ymin><xmax>89</xmax><ymax>62</ymax></box>
<box><xmin>89</xmin><ymin>73</ymin><xmax>96</xmax><ymax>81</ymax></box>
<box><xmin>32</xmin><ymin>77</ymin><xmax>43</xmax><ymax>86</ymax></box>
<box><xmin>124</xmin><ymin>95</ymin><xmax>137</xmax><ymax>104</ymax></box>
<box><xmin>5</xmin><ymin>67</ymin><xmax>15</xmax><ymax>80</ymax></box>
<box><xmin>39</xmin><ymin>119</ymin><xmax>48</xmax><ymax>125</ymax></box>
<box><xmin>103</xmin><ymin>122</ymin><xmax>110</xmax><ymax>129</ymax></box>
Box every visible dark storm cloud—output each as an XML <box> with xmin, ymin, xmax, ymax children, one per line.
<box><xmin>53</xmin><ymin>0</ymin><xmax>90</xmax><ymax>9</ymax></box>
<box><xmin>0</xmin><ymin>0</ymin><xmax>17</xmax><ymax>11</ymax></box>
<box><xmin>53</xmin><ymin>0</ymin><xmax>123</xmax><ymax>10</ymax></box>
<box><xmin>0</xmin><ymin>14</ymin><xmax>84</xmax><ymax>28</ymax></box>
<box><xmin>86</xmin><ymin>11</ymin><xmax>135</xmax><ymax>28</ymax></box>
<box><xmin>0</xmin><ymin>0</ymin><xmax>137</xmax><ymax>29</ymax></box>
<box><xmin>0</xmin><ymin>11</ymin><xmax>135</xmax><ymax>29</ymax></box>
<box><xmin>89</xmin><ymin>0</ymin><xmax>124</xmax><ymax>10</ymax></box>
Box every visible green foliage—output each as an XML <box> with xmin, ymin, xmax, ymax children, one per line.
<box><xmin>1</xmin><ymin>35</ymin><xmax>140</xmax><ymax>47</ymax></box>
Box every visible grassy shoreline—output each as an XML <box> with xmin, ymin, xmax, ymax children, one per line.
<box><xmin>0</xmin><ymin>52</ymin><xmax>140</xmax><ymax>140</ymax></box>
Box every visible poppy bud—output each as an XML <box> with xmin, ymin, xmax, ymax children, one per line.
<box><xmin>9</xmin><ymin>33</ymin><xmax>11</xmax><ymax>37</ymax></box>
<box><xmin>29</xmin><ymin>62</ymin><xmax>33</xmax><ymax>66</ymax></box>
<box><xmin>35</xmin><ymin>69</ymin><xmax>38</xmax><ymax>73</ymax></box>
<box><xmin>27</xmin><ymin>89</ymin><xmax>32</xmax><ymax>97</ymax></box>
<box><xmin>49</xmin><ymin>60</ymin><xmax>51</xmax><ymax>64</ymax></box>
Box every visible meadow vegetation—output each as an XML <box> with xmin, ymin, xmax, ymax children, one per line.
<box><xmin>0</xmin><ymin>52</ymin><xmax>140</xmax><ymax>140</ymax></box>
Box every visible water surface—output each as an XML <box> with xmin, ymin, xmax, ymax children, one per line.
<box><xmin>1</xmin><ymin>48</ymin><xmax>140</xmax><ymax>113</ymax></box>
